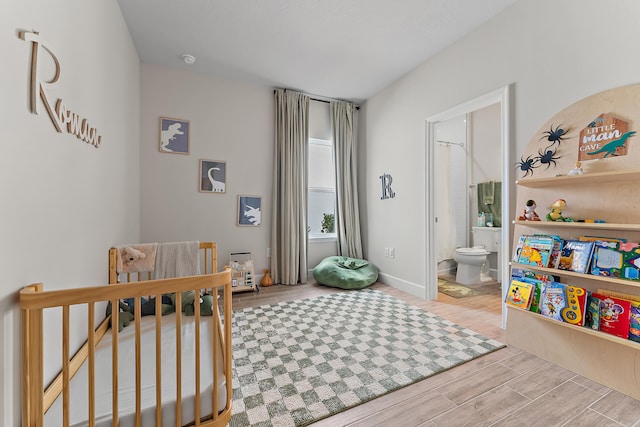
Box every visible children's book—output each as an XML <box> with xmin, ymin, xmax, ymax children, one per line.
<box><xmin>590</xmin><ymin>240</ymin><xmax>622</xmax><ymax>278</ymax></box>
<box><xmin>596</xmin><ymin>289</ymin><xmax>640</xmax><ymax>342</ymax></box>
<box><xmin>504</xmin><ymin>279</ymin><xmax>535</xmax><ymax>310</ymax></box>
<box><xmin>560</xmin><ymin>285</ymin><xmax>589</xmax><ymax>326</ymax></box>
<box><xmin>517</xmin><ymin>235</ymin><xmax>555</xmax><ymax>268</ymax></box>
<box><xmin>539</xmin><ymin>282</ymin><xmax>567</xmax><ymax>322</ymax></box>
<box><xmin>630</xmin><ymin>302</ymin><xmax>640</xmax><ymax>343</ymax></box>
<box><xmin>547</xmin><ymin>236</ymin><xmax>564</xmax><ymax>269</ymax></box>
<box><xmin>584</xmin><ymin>295</ymin><xmax>601</xmax><ymax>331</ymax></box>
<box><xmin>528</xmin><ymin>280</ymin><xmax>543</xmax><ymax>314</ymax></box>
<box><xmin>596</xmin><ymin>289</ymin><xmax>640</xmax><ymax>302</ymax></box>
<box><xmin>510</xmin><ymin>269</ymin><xmax>555</xmax><ymax>314</ymax></box>
<box><xmin>579</xmin><ymin>236</ymin><xmax>626</xmax><ymax>243</ymax></box>
<box><xmin>617</xmin><ymin>242</ymin><xmax>640</xmax><ymax>281</ymax></box>
<box><xmin>595</xmin><ymin>293</ymin><xmax>632</xmax><ymax>339</ymax></box>
<box><xmin>512</xmin><ymin>235</ymin><xmax>527</xmax><ymax>262</ymax></box>
<box><xmin>558</xmin><ymin>240</ymin><xmax>595</xmax><ymax>274</ymax></box>
<box><xmin>510</xmin><ymin>268</ymin><xmax>557</xmax><ymax>284</ymax></box>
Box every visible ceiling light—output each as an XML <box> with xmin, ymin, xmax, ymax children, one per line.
<box><xmin>181</xmin><ymin>54</ymin><xmax>196</xmax><ymax>65</ymax></box>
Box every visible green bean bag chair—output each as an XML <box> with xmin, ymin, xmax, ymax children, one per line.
<box><xmin>313</xmin><ymin>256</ymin><xmax>378</xmax><ymax>290</ymax></box>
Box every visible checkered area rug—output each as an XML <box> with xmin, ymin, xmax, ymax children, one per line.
<box><xmin>229</xmin><ymin>289</ymin><xmax>504</xmax><ymax>427</ymax></box>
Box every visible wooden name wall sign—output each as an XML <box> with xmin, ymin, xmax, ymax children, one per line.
<box><xmin>578</xmin><ymin>113</ymin><xmax>630</xmax><ymax>161</ymax></box>
<box><xmin>19</xmin><ymin>31</ymin><xmax>103</xmax><ymax>148</ymax></box>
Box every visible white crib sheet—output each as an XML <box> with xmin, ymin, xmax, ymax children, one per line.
<box><xmin>46</xmin><ymin>312</ymin><xmax>227</xmax><ymax>427</ymax></box>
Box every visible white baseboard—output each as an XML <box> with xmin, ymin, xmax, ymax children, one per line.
<box><xmin>377</xmin><ymin>272</ymin><xmax>427</xmax><ymax>299</ymax></box>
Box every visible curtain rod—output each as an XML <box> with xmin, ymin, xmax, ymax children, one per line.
<box><xmin>274</xmin><ymin>89</ymin><xmax>359</xmax><ymax>109</ymax></box>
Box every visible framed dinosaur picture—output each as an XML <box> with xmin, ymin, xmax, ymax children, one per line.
<box><xmin>199</xmin><ymin>159</ymin><xmax>226</xmax><ymax>193</ymax></box>
<box><xmin>237</xmin><ymin>195</ymin><xmax>262</xmax><ymax>226</ymax></box>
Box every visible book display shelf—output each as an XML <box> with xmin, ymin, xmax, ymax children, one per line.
<box><xmin>506</xmin><ymin>85</ymin><xmax>640</xmax><ymax>401</ymax></box>
<box><xmin>508</xmin><ymin>170</ymin><xmax>640</xmax><ymax>400</ymax></box>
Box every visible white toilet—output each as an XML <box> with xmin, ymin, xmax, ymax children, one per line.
<box><xmin>453</xmin><ymin>227</ymin><xmax>500</xmax><ymax>285</ymax></box>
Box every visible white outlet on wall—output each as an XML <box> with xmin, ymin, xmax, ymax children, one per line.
<box><xmin>390</xmin><ymin>248</ymin><xmax>395</xmax><ymax>258</ymax></box>
<box><xmin>267</xmin><ymin>247</ymin><xmax>271</xmax><ymax>257</ymax></box>
<box><xmin>384</xmin><ymin>248</ymin><xmax>389</xmax><ymax>257</ymax></box>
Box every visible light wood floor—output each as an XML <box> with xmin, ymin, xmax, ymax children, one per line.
<box><xmin>231</xmin><ymin>280</ymin><xmax>640</xmax><ymax>426</ymax></box>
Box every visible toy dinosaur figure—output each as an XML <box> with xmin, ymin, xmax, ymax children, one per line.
<box><xmin>587</xmin><ymin>131</ymin><xmax>636</xmax><ymax>157</ymax></box>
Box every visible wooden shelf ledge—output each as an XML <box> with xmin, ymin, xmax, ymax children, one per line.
<box><xmin>510</xmin><ymin>262</ymin><xmax>640</xmax><ymax>289</ymax></box>
<box><xmin>516</xmin><ymin>169</ymin><xmax>640</xmax><ymax>188</ymax></box>
<box><xmin>512</xmin><ymin>220</ymin><xmax>640</xmax><ymax>231</ymax></box>
<box><xmin>506</xmin><ymin>306</ymin><xmax>640</xmax><ymax>350</ymax></box>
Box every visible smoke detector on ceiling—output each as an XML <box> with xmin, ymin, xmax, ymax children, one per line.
<box><xmin>181</xmin><ymin>54</ymin><xmax>196</xmax><ymax>65</ymax></box>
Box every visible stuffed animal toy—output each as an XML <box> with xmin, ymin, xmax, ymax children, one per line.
<box><xmin>106</xmin><ymin>300</ymin><xmax>135</xmax><ymax>332</ymax></box>
<box><xmin>517</xmin><ymin>199</ymin><xmax>540</xmax><ymax>221</ymax></box>
<box><xmin>546</xmin><ymin>199</ymin><xmax>573</xmax><ymax>222</ymax></box>
<box><xmin>122</xmin><ymin>246</ymin><xmax>146</xmax><ymax>265</ymax></box>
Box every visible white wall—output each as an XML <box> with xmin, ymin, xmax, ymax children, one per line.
<box><xmin>140</xmin><ymin>64</ymin><xmax>274</xmax><ymax>274</ymax></box>
<box><xmin>139</xmin><ymin>71</ymin><xmax>339</xmax><ymax>278</ymax></box>
<box><xmin>470</xmin><ymin>103</ymin><xmax>501</xmax><ymax>185</ymax></box>
<box><xmin>1</xmin><ymin>1</ymin><xmax>140</xmax><ymax>425</ymax></box>
<box><xmin>362</xmin><ymin>0</ymin><xmax>640</xmax><ymax>296</ymax></box>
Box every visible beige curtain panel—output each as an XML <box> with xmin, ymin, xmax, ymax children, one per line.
<box><xmin>270</xmin><ymin>90</ymin><xmax>309</xmax><ymax>285</ymax></box>
<box><xmin>331</xmin><ymin>101</ymin><xmax>363</xmax><ymax>259</ymax></box>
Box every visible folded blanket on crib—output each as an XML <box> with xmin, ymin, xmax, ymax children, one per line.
<box><xmin>153</xmin><ymin>241</ymin><xmax>200</xmax><ymax>279</ymax></box>
<box><xmin>116</xmin><ymin>243</ymin><xmax>158</xmax><ymax>274</ymax></box>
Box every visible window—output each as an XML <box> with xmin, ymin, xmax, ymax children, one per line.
<box><xmin>308</xmin><ymin>138</ymin><xmax>336</xmax><ymax>239</ymax></box>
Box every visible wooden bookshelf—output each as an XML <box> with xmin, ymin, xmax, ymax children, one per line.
<box><xmin>507</xmin><ymin>85</ymin><xmax>640</xmax><ymax>402</ymax></box>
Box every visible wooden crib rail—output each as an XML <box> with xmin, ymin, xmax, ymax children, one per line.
<box><xmin>20</xmin><ymin>269</ymin><xmax>232</xmax><ymax>427</ymax></box>
<box><xmin>108</xmin><ymin>242</ymin><xmax>218</xmax><ymax>285</ymax></box>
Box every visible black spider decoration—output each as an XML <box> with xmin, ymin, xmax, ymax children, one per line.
<box><xmin>536</xmin><ymin>145</ymin><xmax>561</xmax><ymax>169</ymax></box>
<box><xmin>515</xmin><ymin>154</ymin><xmax>539</xmax><ymax>177</ymax></box>
<box><xmin>540</xmin><ymin>124</ymin><xmax>570</xmax><ymax>146</ymax></box>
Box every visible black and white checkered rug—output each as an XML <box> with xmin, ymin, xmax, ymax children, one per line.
<box><xmin>229</xmin><ymin>289</ymin><xmax>504</xmax><ymax>427</ymax></box>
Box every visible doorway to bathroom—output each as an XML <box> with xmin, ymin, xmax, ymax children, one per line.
<box><xmin>425</xmin><ymin>85</ymin><xmax>513</xmax><ymax>327</ymax></box>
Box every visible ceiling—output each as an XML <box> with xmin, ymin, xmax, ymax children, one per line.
<box><xmin>118</xmin><ymin>0</ymin><xmax>518</xmax><ymax>103</ymax></box>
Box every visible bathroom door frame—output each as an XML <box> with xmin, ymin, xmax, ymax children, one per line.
<box><xmin>425</xmin><ymin>84</ymin><xmax>513</xmax><ymax>328</ymax></box>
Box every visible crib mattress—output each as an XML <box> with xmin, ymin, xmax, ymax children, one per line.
<box><xmin>45</xmin><ymin>312</ymin><xmax>227</xmax><ymax>427</ymax></box>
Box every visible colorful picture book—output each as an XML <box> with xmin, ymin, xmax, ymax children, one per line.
<box><xmin>547</xmin><ymin>235</ymin><xmax>564</xmax><ymax>269</ymax></box>
<box><xmin>512</xmin><ymin>235</ymin><xmax>527</xmax><ymax>263</ymax></box>
<box><xmin>590</xmin><ymin>240</ymin><xmax>622</xmax><ymax>278</ymax></box>
<box><xmin>590</xmin><ymin>241</ymin><xmax>640</xmax><ymax>280</ymax></box>
<box><xmin>597</xmin><ymin>289</ymin><xmax>640</xmax><ymax>342</ymax></box>
<box><xmin>630</xmin><ymin>302</ymin><xmax>640</xmax><ymax>343</ymax></box>
<box><xmin>594</xmin><ymin>293</ymin><xmax>632</xmax><ymax>339</ymax></box>
<box><xmin>505</xmin><ymin>279</ymin><xmax>535</xmax><ymax>310</ymax></box>
<box><xmin>510</xmin><ymin>268</ymin><xmax>556</xmax><ymax>284</ymax></box>
<box><xmin>516</xmin><ymin>235</ymin><xmax>555</xmax><ymax>268</ymax></box>
<box><xmin>558</xmin><ymin>240</ymin><xmax>595</xmax><ymax>274</ymax></box>
<box><xmin>617</xmin><ymin>242</ymin><xmax>640</xmax><ymax>281</ymax></box>
<box><xmin>584</xmin><ymin>295</ymin><xmax>600</xmax><ymax>331</ymax></box>
<box><xmin>539</xmin><ymin>282</ymin><xmax>566</xmax><ymax>322</ymax></box>
<box><xmin>538</xmin><ymin>281</ymin><xmax>588</xmax><ymax>326</ymax></box>
<box><xmin>510</xmin><ymin>269</ymin><xmax>556</xmax><ymax>314</ymax></box>
<box><xmin>528</xmin><ymin>280</ymin><xmax>543</xmax><ymax>314</ymax></box>
<box><xmin>560</xmin><ymin>285</ymin><xmax>588</xmax><ymax>326</ymax></box>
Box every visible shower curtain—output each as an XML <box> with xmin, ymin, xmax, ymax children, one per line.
<box><xmin>435</xmin><ymin>144</ymin><xmax>456</xmax><ymax>262</ymax></box>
